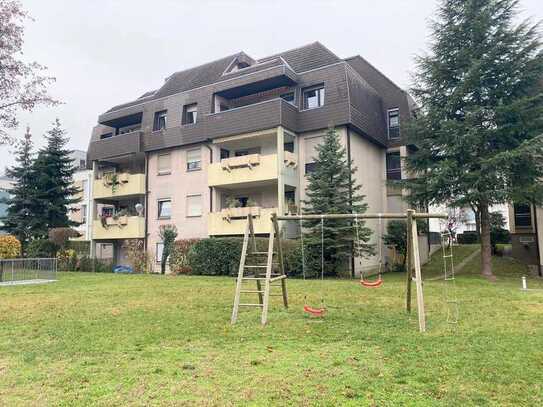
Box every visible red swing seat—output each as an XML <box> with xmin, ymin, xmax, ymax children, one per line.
<box><xmin>303</xmin><ymin>304</ymin><xmax>326</xmax><ymax>317</ymax></box>
<box><xmin>360</xmin><ymin>276</ymin><xmax>383</xmax><ymax>288</ymax></box>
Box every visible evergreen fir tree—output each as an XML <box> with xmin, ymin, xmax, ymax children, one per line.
<box><xmin>32</xmin><ymin>119</ymin><xmax>80</xmax><ymax>237</ymax></box>
<box><xmin>302</xmin><ymin>127</ymin><xmax>373</xmax><ymax>276</ymax></box>
<box><xmin>404</xmin><ymin>0</ymin><xmax>543</xmax><ymax>278</ymax></box>
<box><xmin>1</xmin><ymin>127</ymin><xmax>41</xmax><ymax>248</ymax></box>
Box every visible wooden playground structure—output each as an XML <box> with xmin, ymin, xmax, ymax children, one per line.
<box><xmin>231</xmin><ymin>209</ymin><xmax>448</xmax><ymax>332</ymax></box>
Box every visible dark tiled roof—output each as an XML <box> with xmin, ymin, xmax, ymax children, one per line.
<box><xmin>105</xmin><ymin>43</ymin><xmax>342</xmax><ymax>114</ymax></box>
<box><xmin>258</xmin><ymin>42</ymin><xmax>341</xmax><ymax>73</ymax></box>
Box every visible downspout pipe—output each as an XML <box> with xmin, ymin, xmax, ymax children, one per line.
<box><xmin>532</xmin><ymin>201</ymin><xmax>542</xmax><ymax>277</ymax></box>
<box><xmin>346</xmin><ymin>127</ymin><xmax>355</xmax><ymax>279</ymax></box>
<box><xmin>205</xmin><ymin>140</ymin><xmax>214</xmax><ymax>213</ymax></box>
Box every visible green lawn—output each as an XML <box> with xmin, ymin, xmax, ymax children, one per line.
<box><xmin>0</xmin><ymin>248</ymin><xmax>542</xmax><ymax>406</ymax></box>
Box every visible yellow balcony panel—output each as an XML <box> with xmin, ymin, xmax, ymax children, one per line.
<box><xmin>208</xmin><ymin>207</ymin><xmax>276</xmax><ymax>236</ymax></box>
<box><xmin>92</xmin><ymin>216</ymin><xmax>145</xmax><ymax>239</ymax></box>
<box><xmin>208</xmin><ymin>154</ymin><xmax>278</xmax><ymax>187</ymax></box>
<box><xmin>93</xmin><ymin>173</ymin><xmax>145</xmax><ymax>199</ymax></box>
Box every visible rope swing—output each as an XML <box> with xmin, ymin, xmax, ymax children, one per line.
<box><xmin>301</xmin><ymin>214</ymin><xmax>326</xmax><ymax>317</ymax></box>
<box><xmin>356</xmin><ymin>214</ymin><xmax>383</xmax><ymax>288</ymax></box>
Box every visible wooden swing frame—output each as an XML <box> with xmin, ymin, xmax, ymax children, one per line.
<box><xmin>275</xmin><ymin>209</ymin><xmax>447</xmax><ymax>333</ymax></box>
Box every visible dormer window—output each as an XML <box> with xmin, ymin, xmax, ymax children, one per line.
<box><xmin>153</xmin><ymin>110</ymin><xmax>167</xmax><ymax>131</ymax></box>
<box><xmin>302</xmin><ymin>85</ymin><xmax>325</xmax><ymax>110</ymax></box>
<box><xmin>182</xmin><ymin>103</ymin><xmax>197</xmax><ymax>125</ymax></box>
<box><xmin>388</xmin><ymin>109</ymin><xmax>400</xmax><ymax>140</ymax></box>
<box><xmin>231</xmin><ymin>62</ymin><xmax>250</xmax><ymax>72</ymax></box>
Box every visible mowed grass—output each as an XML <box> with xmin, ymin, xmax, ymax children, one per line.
<box><xmin>0</xmin><ymin>248</ymin><xmax>542</xmax><ymax>406</ymax></box>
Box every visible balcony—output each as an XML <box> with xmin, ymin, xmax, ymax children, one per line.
<box><xmin>208</xmin><ymin>153</ymin><xmax>297</xmax><ymax>188</ymax></box>
<box><xmin>93</xmin><ymin>173</ymin><xmax>145</xmax><ymax>199</ymax></box>
<box><xmin>208</xmin><ymin>207</ymin><xmax>276</xmax><ymax>236</ymax></box>
<box><xmin>88</xmin><ymin>130</ymin><xmax>143</xmax><ymax>162</ymax></box>
<box><xmin>92</xmin><ymin>216</ymin><xmax>145</xmax><ymax>240</ymax></box>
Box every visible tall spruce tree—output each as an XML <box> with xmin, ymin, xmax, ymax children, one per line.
<box><xmin>32</xmin><ymin>119</ymin><xmax>80</xmax><ymax>237</ymax></box>
<box><xmin>302</xmin><ymin>127</ymin><xmax>373</xmax><ymax>276</ymax></box>
<box><xmin>404</xmin><ymin>0</ymin><xmax>543</xmax><ymax>278</ymax></box>
<box><xmin>1</xmin><ymin>127</ymin><xmax>41</xmax><ymax>248</ymax></box>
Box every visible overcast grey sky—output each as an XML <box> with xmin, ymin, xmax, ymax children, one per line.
<box><xmin>4</xmin><ymin>0</ymin><xmax>542</xmax><ymax>170</ymax></box>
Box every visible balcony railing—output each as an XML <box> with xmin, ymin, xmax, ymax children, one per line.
<box><xmin>93</xmin><ymin>173</ymin><xmax>145</xmax><ymax>199</ymax></box>
<box><xmin>208</xmin><ymin>207</ymin><xmax>276</xmax><ymax>236</ymax></box>
<box><xmin>208</xmin><ymin>154</ymin><xmax>278</xmax><ymax>187</ymax></box>
<box><xmin>92</xmin><ymin>216</ymin><xmax>145</xmax><ymax>240</ymax></box>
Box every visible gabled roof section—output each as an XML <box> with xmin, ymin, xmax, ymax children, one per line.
<box><xmin>222</xmin><ymin>52</ymin><xmax>256</xmax><ymax>75</ymax></box>
<box><xmin>258</xmin><ymin>42</ymin><xmax>341</xmax><ymax>73</ymax></box>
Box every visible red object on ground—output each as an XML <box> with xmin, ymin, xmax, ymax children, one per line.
<box><xmin>303</xmin><ymin>305</ymin><xmax>326</xmax><ymax>317</ymax></box>
<box><xmin>360</xmin><ymin>277</ymin><xmax>383</xmax><ymax>288</ymax></box>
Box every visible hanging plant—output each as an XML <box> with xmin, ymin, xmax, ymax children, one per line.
<box><xmin>110</xmin><ymin>173</ymin><xmax>120</xmax><ymax>194</ymax></box>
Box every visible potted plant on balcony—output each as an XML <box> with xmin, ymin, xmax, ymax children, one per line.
<box><xmin>115</xmin><ymin>209</ymin><xmax>129</xmax><ymax>226</ymax></box>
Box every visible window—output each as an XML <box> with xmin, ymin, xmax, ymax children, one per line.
<box><xmin>157</xmin><ymin>153</ymin><xmax>171</xmax><ymax>174</ymax></box>
<box><xmin>305</xmin><ymin>162</ymin><xmax>317</xmax><ymax>174</ymax></box>
<box><xmin>302</xmin><ymin>85</ymin><xmax>325</xmax><ymax>110</ymax></box>
<box><xmin>153</xmin><ymin>110</ymin><xmax>167</xmax><ymax>131</ymax></box>
<box><xmin>388</xmin><ymin>109</ymin><xmax>400</xmax><ymax>140</ymax></box>
<box><xmin>514</xmin><ymin>203</ymin><xmax>532</xmax><ymax>228</ymax></box>
<box><xmin>156</xmin><ymin>242</ymin><xmax>164</xmax><ymax>263</ymax></box>
<box><xmin>79</xmin><ymin>159</ymin><xmax>86</xmax><ymax>170</ymax></box>
<box><xmin>386</xmin><ymin>152</ymin><xmax>402</xmax><ymax>180</ymax></box>
<box><xmin>280</xmin><ymin>92</ymin><xmax>295</xmax><ymax>105</ymax></box>
<box><xmin>81</xmin><ymin>204</ymin><xmax>87</xmax><ymax>224</ymax></box>
<box><xmin>158</xmin><ymin>199</ymin><xmax>172</xmax><ymax>219</ymax></box>
<box><xmin>118</xmin><ymin>124</ymin><xmax>141</xmax><ymax>135</ymax></box>
<box><xmin>100</xmin><ymin>133</ymin><xmax>113</xmax><ymax>140</ymax></box>
<box><xmin>81</xmin><ymin>180</ymin><xmax>88</xmax><ymax>199</ymax></box>
<box><xmin>220</xmin><ymin>149</ymin><xmax>230</xmax><ymax>160</ymax></box>
<box><xmin>182</xmin><ymin>103</ymin><xmax>198</xmax><ymax>125</ymax></box>
<box><xmin>284</xmin><ymin>142</ymin><xmax>294</xmax><ymax>153</ymax></box>
<box><xmin>186</xmin><ymin>148</ymin><xmax>201</xmax><ymax>171</ymax></box>
<box><xmin>186</xmin><ymin>194</ymin><xmax>202</xmax><ymax>217</ymax></box>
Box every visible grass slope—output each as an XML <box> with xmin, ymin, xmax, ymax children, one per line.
<box><xmin>0</xmin><ymin>247</ymin><xmax>542</xmax><ymax>406</ymax></box>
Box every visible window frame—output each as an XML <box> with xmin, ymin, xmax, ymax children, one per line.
<box><xmin>186</xmin><ymin>194</ymin><xmax>203</xmax><ymax>217</ymax></box>
<box><xmin>182</xmin><ymin>103</ymin><xmax>198</xmax><ymax>125</ymax></box>
<box><xmin>157</xmin><ymin>152</ymin><xmax>172</xmax><ymax>175</ymax></box>
<box><xmin>302</xmin><ymin>85</ymin><xmax>325</xmax><ymax>110</ymax></box>
<box><xmin>157</xmin><ymin>198</ymin><xmax>172</xmax><ymax>219</ymax></box>
<box><xmin>186</xmin><ymin>148</ymin><xmax>202</xmax><ymax>172</ymax></box>
<box><xmin>514</xmin><ymin>203</ymin><xmax>532</xmax><ymax>228</ymax></box>
<box><xmin>387</xmin><ymin>108</ymin><xmax>400</xmax><ymax>140</ymax></box>
<box><xmin>304</xmin><ymin>162</ymin><xmax>317</xmax><ymax>175</ymax></box>
<box><xmin>156</xmin><ymin>242</ymin><xmax>164</xmax><ymax>263</ymax></box>
<box><xmin>280</xmin><ymin>92</ymin><xmax>295</xmax><ymax>105</ymax></box>
<box><xmin>153</xmin><ymin>110</ymin><xmax>167</xmax><ymax>132</ymax></box>
<box><xmin>386</xmin><ymin>152</ymin><xmax>402</xmax><ymax>180</ymax></box>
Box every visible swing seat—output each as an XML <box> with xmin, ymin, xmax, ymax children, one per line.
<box><xmin>303</xmin><ymin>304</ymin><xmax>326</xmax><ymax>317</ymax></box>
<box><xmin>360</xmin><ymin>277</ymin><xmax>383</xmax><ymax>288</ymax></box>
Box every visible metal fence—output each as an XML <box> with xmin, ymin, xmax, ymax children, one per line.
<box><xmin>0</xmin><ymin>258</ymin><xmax>57</xmax><ymax>286</ymax></box>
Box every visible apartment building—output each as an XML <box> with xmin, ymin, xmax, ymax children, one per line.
<box><xmin>508</xmin><ymin>203</ymin><xmax>543</xmax><ymax>274</ymax></box>
<box><xmin>67</xmin><ymin>150</ymin><xmax>93</xmax><ymax>242</ymax></box>
<box><xmin>87</xmin><ymin>42</ymin><xmax>419</xmax><ymax>272</ymax></box>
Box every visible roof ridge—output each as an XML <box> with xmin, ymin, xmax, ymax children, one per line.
<box><xmin>166</xmin><ymin>51</ymin><xmax>244</xmax><ymax>80</ymax></box>
<box><xmin>257</xmin><ymin>41</ymin><xmax>327</xmax><ymax>62</ymax></box>
<box><xmin>344</xmin><ymin>55</ymin><xmax>407</xmax><ymax>94</ymax></box>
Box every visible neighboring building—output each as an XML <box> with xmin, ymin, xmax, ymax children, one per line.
<box><xmin>429</xmin><ymin>204</ymin><xmax>510</xmax><ymax>236</ymax></box>
<box><xmin>508</xmin><ymin>203</ymin><xmax>543</xmax><ymax>274</ymax></box>
<box><xmin>68</xmin><ymin>150</ymin><xmax>93</xmax><ymax>241</ymax></box>
<box><xmin>86</xmin><ymin>42</ymin><xmax>422</xmax><ymax>272</ymax></box>
<box><xmin>0</xmin><ymin>175</ymin><xmax>15</xmax><ymax>234</ymax></box>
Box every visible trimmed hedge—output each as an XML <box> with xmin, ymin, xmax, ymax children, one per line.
<box><xmin>66</xmin><ymin>240</ymin><xmax>90</xmax><ymax>256</ymax></box>
<box><xmin>457</xmin><ymin>232</ymin><xmax>479</xmax><ymax>244</ymax></box>
<box><xmin>27</xmin><ymin>239</ymin><xmax>59</xmax><ymax>258</ymax></box>
<box><xmin>186</xmin><ymin>237</ymin><xmax>322</xmax><ymax>277</ymax></box>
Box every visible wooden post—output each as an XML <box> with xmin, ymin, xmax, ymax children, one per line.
<box><xmin>405</xmin><ymin>210</ymin><xmax>414</xmax><ymax>313</ymax></box>
<box><xmin>272</xmin><ymin>213</ymin><xmax>288</xmax><ymax>309</ymax></box>
<box><xmin>411</xmin><ymin>216</ymin><xmax>426</xmax><ymax>332</ymax></box>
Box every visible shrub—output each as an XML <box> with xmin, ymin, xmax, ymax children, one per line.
<box><xmin>0</xmin><ymin>235</ymin><xmax>21</xmax><ymax>259</ymax></box>
<box><xmin>457</xmin><ymin>232</ymin><xmax>479</xmax><ymax>244</ymax></box>
<box><xmin>77</xmin><ymin>256</ymin><xmax>114</xmax><ymax>273</ymax></box>
<box><xmin>48</xmin><ymin>228</ymin><xmax>80</xmax><ymax>249</ymax></box>
<box><xmin>185</xmin><ymin>237</ymin><xmax>318</xmax><ymax>278</ymax></box>
<box><xmin>27</xmin><ymin>239</ymin><xmax>59</xmax><ymax>258</ymax></box>
<box><xmin>66</xmin><ymin>240</ymin><xmax>90</xmax><ymax>256</ymax></box>
<box><xmin>188</xmin><ymin>238</ymin><xmax>243</xmax><ymax>276</ymax></box>
<box><xmin>57</xmin><ymin>249</ymin><xmax>78</xmax><ymax>271</ymax></box>
<box><xmin>122</xmin><ymin>239</ymin><xmax>149</xmax><ymax>273</ymax></box>
<box><xmin>169</xmin><ymin>239</ymin><xmax>200</xmax><ymax>274</ymax></box>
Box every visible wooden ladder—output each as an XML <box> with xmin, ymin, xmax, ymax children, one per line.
<box><xmin>231</xmin><ymin>213</ymin><xmax>288</xmax><ymax>325</ymax></box>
